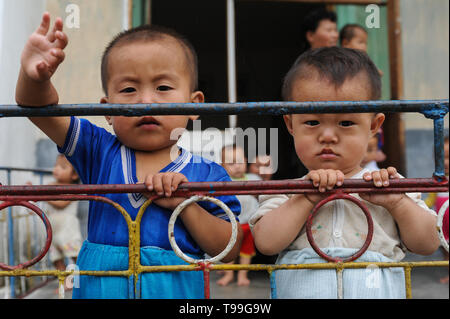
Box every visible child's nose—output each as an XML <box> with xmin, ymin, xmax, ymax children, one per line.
<box><xmin>319</xmin><ymin>127</ymin><xmax>338</xmax><ymax>143</ymax></box>
<box><xmin>139</xmin><ymin>91</ymin><xmax>156</xmax><ymax>104</ymax></box>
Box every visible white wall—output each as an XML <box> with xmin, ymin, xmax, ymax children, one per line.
<box><xmin>0</xmin><ymin>0</ymin><xmax>47</xmax><ymax>171</ymax></box>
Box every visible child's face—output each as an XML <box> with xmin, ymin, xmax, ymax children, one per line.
<box><xmin>222</xmin><ymin>147</ymin><xmax>247</xmax><ymax>179</ymax></box>
<box><xmin>102</xmin><ymin>39</ymin><xmax>204</xmax><ymax>152</ymax></box>
<box><xmin>361</xmin><ymin>136</ymin><xmax>379</xmax><ymax>167</ymax></box>
<box><xmin>283</xmin><ymin>72</ymin><xmax>384</xmax><ymax>177</ymax></box>
<box><xmin>53</xmin><ymin>155</ymin><xmax>78</xmax><ymax>184</ymax></box>
<box><xmin>342</xmin><ymin>28</ymin><xmax>368</xmax><ymax>52</ymax></box>
<box><xmin>248</xmin><ymin>155</ymin><xmax>274</xmax><ymax>180</ymax></box>
<box><xmin>307</xmin><ymin>19</ymin><xmax>339</xmax><ymax>49</ymax></box>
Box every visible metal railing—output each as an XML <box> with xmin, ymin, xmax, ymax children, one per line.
<box><xmin>0</xmin><ymin>167</ymin><xmax>52</xmax><ymax>298</ymax></box>
<box><xmin>0</xmin><ymin>99</ymin><xmax>448</xmax><ymax>299</ymax></box>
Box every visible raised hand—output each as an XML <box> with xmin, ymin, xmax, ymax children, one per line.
<box><xmin>20</xmin><ymin>12</ymin><xmax>68</xmax><ymax>82</ymax></box>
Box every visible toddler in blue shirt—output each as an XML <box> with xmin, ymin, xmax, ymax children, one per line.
<box><xmin>16</xmin><ymin>12</ymin><xmax>243</xmax><ymax>299</ymax></box>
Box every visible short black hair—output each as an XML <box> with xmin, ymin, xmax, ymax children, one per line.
<box><xmin>101</xmin><ymin>24</ymin><xmax>198</xmax><ymax>95</ymax></box>
<box><xmin>339</xmin><ymin>24</ymin><xmax>368</xmax><ymax>45</ymax></box>
<box><xmin>303</xmin><ymin>8</ymin><xmax>337</xmax><ymax>33</ymax></box>
<box><xmin>282</xmin><ymin>46</ymin><xmax>381</xmax><ymax>100</ymax></box>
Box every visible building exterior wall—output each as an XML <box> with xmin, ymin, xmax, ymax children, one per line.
<box><xmin>45</xmin><ymin>0</ymin><xmax>128</xmax><ymax>132</ymax></box>
<box><xmin>400</xmin><ymin>0</ymin><xmax>449</xmax><ymax>177</ymax></box>
<box><xmin>0</xmin><ymin>0</ymin><xmax>126</xmax><ymax>296</ymax></box>
<box><xmin>0</xmin><ymin>0</ymin><xmax>128</xmax><ymax>174</ymax></box>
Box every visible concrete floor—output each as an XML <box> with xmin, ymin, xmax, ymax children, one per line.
<box><xmin>22</xmin><ymin>249</ymin><xmax>448</xmax><ymax>299</ymax></box>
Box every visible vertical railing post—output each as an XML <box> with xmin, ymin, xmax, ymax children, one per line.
<box><xmin>269</xmin><ymin>270</ymin><xmax>277</xmax><ymax>299</ymax></box>
<box><xmin>421</xmin><ymin>102</ymin><xmax>448</xmax><ymax>181</ymax></box>
<box><xmin>6</xmin><ymin>169</ymin><xmax>15</xmax><ymax>298</ymax></box>
<box><xmin>226</xmin><ymin>0</ymin><xmax>237</xmax><ymax>129</ymax></box>
<box><xmin>433</xmin><ymin>117</ymin><xmax>446</xmax><ymax>180</ymax></box>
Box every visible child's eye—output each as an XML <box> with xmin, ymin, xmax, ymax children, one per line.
<box><xmin>339</xmin><ymin>121</ymin><xmax>355</xmax><ymax>127</ymax></box>
<box><xmin>120</xmin><ymin>87</ymin><xmax>136</xmax><ymax>93</ymax></box>
<box><xmin>157</xmin><ymin>85</ymin><xmax>172</xmax><ymax>91</ymax></box>
<box><xmin>305</xmin><ymin>120</ymin><xmax>320</xmax><ymax>126</ymax></box>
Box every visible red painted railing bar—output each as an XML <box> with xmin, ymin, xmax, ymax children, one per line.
<box><xmin>0</xmin><ymin>178</ymin><xmax>447</xmax><ymax>198</ymax></box>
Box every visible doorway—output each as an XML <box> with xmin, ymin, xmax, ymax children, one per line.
<box><xmin>234</xmin><ymin>1</ymin><xmax>326</xmax><ymax>179</ymax></box>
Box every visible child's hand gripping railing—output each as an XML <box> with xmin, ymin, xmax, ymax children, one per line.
<box><xmin>0</xmin><ymin>99</ymin><xmax>448</xmax><ymax>299</ymax></box>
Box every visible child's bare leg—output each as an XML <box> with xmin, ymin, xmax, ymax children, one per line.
<box><xmin>237</xmin><ymin>255</ymin><xmax>251</xmax><ymax>286</ymax></box>
<box><xmin>216</xmin><ymin>261</ymin><xmax>234</xmax><ymax>286</ymax></box>
<box><xmin>53</xmin><ymin>258</ymin><xmax>69</xmax><ymax>294</ymax></box>
<box><xmin>53</xmin><ymin>259</ymin><xmax>66</xmax><ymax>271</ymax></box>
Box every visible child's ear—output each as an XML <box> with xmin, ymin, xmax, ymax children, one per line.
<box><xmin>283</xmin><ymin>114</ymin><xmax>294</xmax><ymax>135</ymax></box>
<box><xmin>101</xmin><ymin>97</ymin><xmax>113</xmax><ymax>125</ymax></box>
<box><xmin>188</xmin><ymin>91</ymin><xmax>204</xmax><ymax>121</ymax></box>
<box><xmin>370</xmin><ymin>113</ymin><xmax>385</xmax><ymax>136</ymax></box>
<box><xmin>71</xmin><ymin>171</ymin><xmax>79</xmax><ymax>183</ymax></box>
<box><xmin>191</xmin><ymin>90</ymin><xmax>205</xmax><ymax>103</ymax></box>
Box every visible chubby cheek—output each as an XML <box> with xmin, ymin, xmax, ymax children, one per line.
<box><xmin>110</xmin><ymin>116</ymin><xmax>128</xmax><ymax>128</ymax></box>
<box><xmin>346</xmin><ymin>139</ymin><xmax>369</xmax><ymax>166</ymax></box>
<box><xmin>111</xmin><ymin>118</ymin><xmax>132</xmax><ymax>136</ymax></box>
<box><xmin>158</xmin><ymin>116</ymin><xmax>190</xmax><ymax>132</ymax></box>
<box><xmin>293</xmin><ymin>139</ymin><xmax>313</xmax><ymax>167</ymax></box>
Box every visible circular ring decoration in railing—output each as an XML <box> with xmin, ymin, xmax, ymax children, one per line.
<box><xmin>436</xmin><ymin>199</ymin><xmax>449</xmax><ymax>252</ymax></box>
<box><xmin>168</xmin><ymin>195</ymin><xmax>238</xmax><ymax>264</ymax></box>
<box><xmin>306</xmin><ymin>193</ymin><xmax>374</xmax><ymax>263</ymax></box>
<box><xmin>0</xmin><ymin>201</ymin><xmax>53</xmax><ymax>270</ymax></box>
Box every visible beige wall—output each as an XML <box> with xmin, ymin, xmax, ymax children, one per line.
<box><xmin>45</xmin><ymin>0</ymin><xmax>127</xmax><ymax>132</ymax></box>
<box><xmin>400</xmin><ymin>0</ymin><xmax>449</xmax><ymax>130</ymax></box>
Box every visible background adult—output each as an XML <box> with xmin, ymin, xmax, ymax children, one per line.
<box><xmin>302</xmin><ymin>8</ymin><xmax>338</xmax><ymax>50</ymax></box>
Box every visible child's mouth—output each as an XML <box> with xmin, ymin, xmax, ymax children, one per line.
<box><xmin>318</xmin><ymin>148</ymin><xmax>338</xmax><ymax>159</ymax></box>
<box><xmin>137</xmin><ymin>116</ymin><xmax>160</xmax><ymax>129</ymax></box>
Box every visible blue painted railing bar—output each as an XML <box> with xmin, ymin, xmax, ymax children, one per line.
<box><xmin>0</xmin><ymin>167</ymin><xmax>52</xmax><ymax>175</ymax></box>
<box><xmin>0</xmin><ymin>100</ymin><xmax>447</xmax><ymax>117</ymax></box>
<box><xmin>1</xmin><ymin>100</ymin><xmax>447</xmax><ymax>178</ymax></box>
